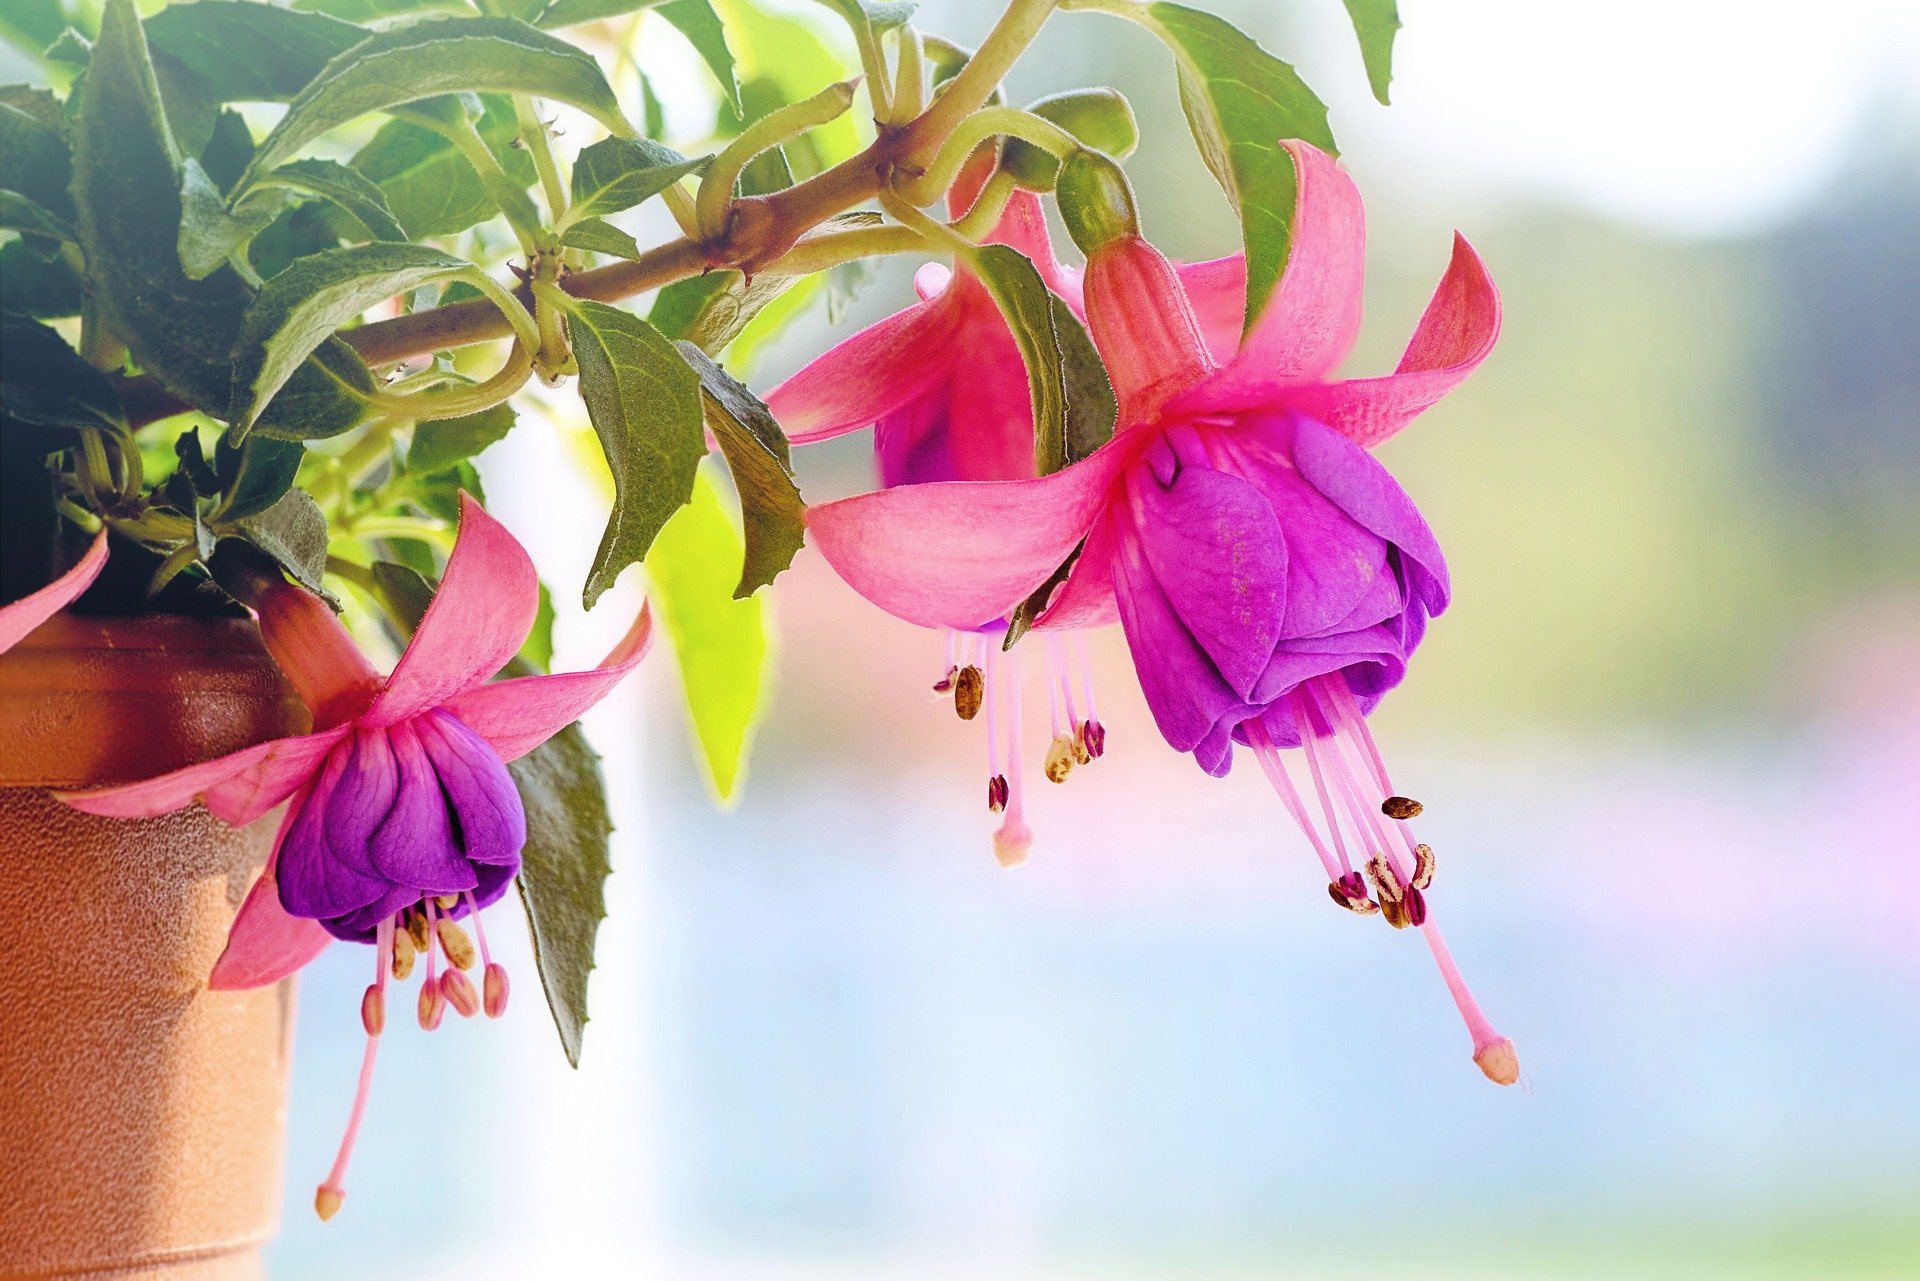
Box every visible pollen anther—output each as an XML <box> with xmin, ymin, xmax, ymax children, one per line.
<box><xmin>1044</xmin><ymin>733</ymin><xmax>1077</xmax><ymax>783</ymax></box>
<box><xmin>1381</xmin><ymin>795</ymin><xmax>1423</xmax><ymax>820</ymax></box>
<box><xmin>1411</xmin><ymin>843</ymin><xmax>1436</xmax><ymax>891</ymax></box>
<box><xmin>954</xmin><ymin>665</ymin><xmax>985</xmax><ymax>720</ymax></box>
<box><xmin>436</xmin><ymin>918</ymin><xmax>477</xmax><ymax>971</ymax></box>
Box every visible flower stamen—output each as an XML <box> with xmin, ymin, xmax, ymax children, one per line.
<box><xmin>316</xmin><ymin>915</ymin><xmax>393</xmax><ymax>1221</ymax></box>
<box><xmin>992</xmin><ymin>642</ymin><xmax>1032</xmax><ymax>867</ymax></box>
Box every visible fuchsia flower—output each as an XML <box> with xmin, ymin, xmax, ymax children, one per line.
<box><xmin>0</xmin><ymin>530</ymin><xmax>108</xmax><ymax>653</ymax></box>
<box><xmin>803</xmin><ymin>141</ymin><xmax>1518</xmax><ymax>1084</ymax></box>
<box><xmin>769</xmin><ymin>174</ymin><xmax>1108</xmax><ymax>866</ymax></box>
<box><xmin>62</xmin><ymin>494</ymin><xmax>654</xmax><ymax>1215</ymax></box>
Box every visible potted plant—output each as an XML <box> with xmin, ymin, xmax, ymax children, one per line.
<box><xmin>1</xmin><ymin>0</ymin><xmax>1508</xmax><ymax>1267</ymax></box>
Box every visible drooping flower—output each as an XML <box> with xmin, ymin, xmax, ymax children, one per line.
<box><xmin>61</xmin><ymin>494</ymin><xmax>654</xmax><ymax>1214</ymax></box>
<box><xmin>767</xmin><ymin>170</ymin><xmax>1107</xmax><ymax>866</ymax></box>
<box><xmin>0</xmin><ymin>530</ymin><xmax>108</xmax><ymax>653</ymax></box>
<box><xmin>802</xmin><ymin>141</ymin><xmax>1517</xmax><ymax>1083</ymax></box>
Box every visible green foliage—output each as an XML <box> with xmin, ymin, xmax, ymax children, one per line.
<box><xmin>349</xmin><ymin>95</ymin><xmax>537</xmax><ymax>239</ymax></box>
<box><xmin>229</xmin><ymin>15</ymin><xmax>632</xmax><ymax>199</ymax></box>
<box><xmin>655</xmin><ymin>1</ymin><xmax>741</xmax><ymax>113</ymax></box>
<box><xmin>509</xmin><ymin>721</ymin><xmax>615</xmax><ymax>1067</ymax></box>
<box><xmin>969</xmin><ymin>244</ymin><xmax>1116</xmax><ymax>476</ymax></box>
<box><xmin>145</xmin><ymin>1</ymin><xmax>364</xmax><ymax>102</ymax></box>
<box><xmin>0</xmin><ymin>315</ymin><xmax>126</xmax><ymax>447</ymax></box>
<box><xmin>409</xmin><ymin>403</ymin><xmax>517</xmax><ymax>475</ymax></box>
<box><xmin>1142</xmin><ymin>2</ymin><xmax>1336</xmax><ymax>337</ymax></box>
<box><xmin>673</xmin><ymin>343</ymin><xmax>805</xmax><ymax>596</ymax></box>
<box><xmin>565</xmin><ymin>300</ymin><xmax>708</xmax><ymax>608</ymax></box>
<box><xmin>565</xmin><ymin>137</ymin><xmax>708</xmax><ymax>223</ymax></box>
<box><xmin>646</xmin><ymin>468</ymin><xmax>770</xmax><ymax>802</ymax></box>
<box><xmin>1341</xmin><ymin>0</ymin><xmax>1402</xmax><ymax>105</ymax></box>
<box><xmin>560</xmin><ymin>216</ymin><xmax>643</xmax><ymax>258</ymax></box>
<box><xmin>227</xmin><ymin>242</ymin><xmax>483</xmax><ymax>437</ymax></box>
<box><xmin>73</xmin><ymin>0</ymin><xmax>373</xmax><ymax>437</ymax></box>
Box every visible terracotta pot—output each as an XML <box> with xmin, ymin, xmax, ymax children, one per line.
<box><xmin>0</xmin><ymin>614</ymin><xmax>309</xmax><ymax>1280</ymax></box>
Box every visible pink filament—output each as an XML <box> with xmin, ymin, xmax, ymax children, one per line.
<box><xmin>1245</xmin><ymin>720</ymin><xmax>1342</xmax><ymax>882</ymax></box>
<box><xmin>464</xmin><ymin>890</ymin><xmax>494</xmax><ymax>969</ymax></box>
<box><xmin>1073</xmin><ymin>633</ymin><xmax>1099</xmax><ymax>727</ymax></box>
<box><xmin>1295</xmin><ymin>694</ymin><xmax>1355</xmax><ymax>876</ymax></box>
<box><xmin>984</xmin><ymin>640</ymin><xmax>1003</xmax><ymax>782</ymax></box>
<box><xmin>319</xmin><ymin>916</ymin><xmax>393</xmax><ymax>1205</ymax></box>
<box><xmin>1043</xmin><ymin>633</ymin><xmax>1068</xmax><ymax>738</ymax></box>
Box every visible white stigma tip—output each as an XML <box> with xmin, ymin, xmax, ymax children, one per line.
<box><xmin>993</xmin><ymin>826</ymin><xmax>1031</xmax><ymax>869</ymax></box>
<box><xmin>1474</xmin><ymin>1038</ymin><xmax>1520</xmax><ymax>1086</ymax></box>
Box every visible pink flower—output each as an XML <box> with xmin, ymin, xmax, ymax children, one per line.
<box><xmin>62</xmin><ymin>494</ymin><xmax>654</xmax><ymax>1214</ymax></box>
<box><xmin>768</xmin><ymin>177</ymin><xmax>1107</xmax><ymax>866</ymax></box>
<box><xmin>801</xmin><ymin>141</ymin><xmax>1516</xmax><ymax>1083</ymax></box>
<box><xmin>0</xmin><ymin>530</ymin><xmax>107</xmax><ymax>653</ymax></box>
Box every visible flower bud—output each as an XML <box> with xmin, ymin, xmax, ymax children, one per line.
<box><xmin>1056</xmin><ymin>149</ymin><xmax>1140</xmax><ymax>258</ymax></box>
<box><xmin>1004</xmin><ymin>89</ymin><xmax>1139</xmax><ymax>191</ymax></box>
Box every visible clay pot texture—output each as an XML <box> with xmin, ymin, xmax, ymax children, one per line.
<box><xmin>0</xmin><ymin>613</ymin><xmax>309</xmax><ymax>1280</ymax></box>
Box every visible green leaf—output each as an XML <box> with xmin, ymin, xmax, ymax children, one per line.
<box><xmin>232</xmin><ymin>16</ymin><xmax>632</xmax><ymax>199</ymax></box>
<box><xmin>146</xmin><ymin>1</ymin><xmax>365</xmax><ymax>104</ymax></box>
<box><xmin>673</xmin><ymin>342</ymin><xmax>803</xmax><ymax>597</ymax></box>
<box><xmin>565</xmin><ymin>136</ymin><xmax>707</xmax><ymax>222</ymax></box>
<box><xmin>262</xmin><ymin>158</ymin><xmax>409</xmax><ymax>243</ymax></box>
<box><xmin>294</xmin><ymin>0</ymin><xmax>482</xmax><ymax>20</ymax></box>
<box><xmin>0</xmin><ymin>98</ymin><xmax>73</xmax><ymax>219</ymax></box>
<box><xmin>968</xmin><ymin>244</ymin><xmax>1115</xmax><ymax>476</ymax></box>
<box><xmin>559</xmin><ymin>216</ymin><xmax>642</xmax><ymax>259</ymax></box>
<box><xmin>229</xmin><ymin>487</ymin><xmax>332</xmax><ymax>596</ymax></box>
<box><xmin>1341</xmin><ymin>0</ymin><xmax>1402</xmax><ymax>106</ymax></box>
<box><xmin>566</xmin><ymin>300</ymin><xmax>708</xmax><ymax>607</ymax></box>
<box><xmin>73</xmin><ymin>0</ymin><xmax>374</xmax><ymax>436</ymax></box>
<box><xmin>351</xmin><ymin>95</ymin><xmax>537</xmax><ymax>239</ymax></box>
<box><xmin>510</xmin><ymin>721</ymin><xmax>613</xmax><ymax>1067</ymax></box>
<box><xmin>657</xmin><ymin>0</ymin><xmax>740</xmax><ymax>113</ymax></box>
<box><xmin>0</xmin><ymin>189</ymin><xmax>72</xmax><ymax>244</ymax></box>
<box><xmin>0</xmin><ymin>239</ymin><xmax>80</xmax><ymax>319</ymax></box>
<box><xmin>521</xmin><ymin>578</ymin><xmax>556</xmax><ymax>671</ymax></box>
<box><xmin>179</xmin><ymin>158</ymin><xmax>279</xmax><ymax>279</ymax></box>
<box><xmin>0</xmin><ymin>0</ymin><xmax>64</xmax><ymax>64</ymax></box>
<box><xmin>409</xmin><ymin>402</ymin><xmax>516</xmax><ymax>474</ymax></box>
<box><xmin>367</xmin><ymin>556</ymin><xmax>614</xmax><ymax>1068</ymax></box>
<box><xmin>228</xmin><ymin>242</ymin><xmax>482</xmax><ymax>438</ymax></box>
<box><xmin>647</xmin><ymin>268</ymin><xmax>797</xmax><ymax>353</ymax></box>
<box><xmin>645</xmin><ymin>468</ymin><xmax>769</xmax><ymax>801</ymax></box>
<box><xmin>1141</xmin><ymin>2</ymin><xmax>1336</xmax><ymax>337</ymax></box>
<box><xmin>537</xmin><ymin>0</ymin><xmax>653</xmax><ymax>29</ymax></box>
<box><xmin>1003</xmin><ymin>541</ymin><xmax>1081</xmax><ymax>650</ymax></box>
<box><xmin>810</xmin><ymin>1</ymin><xmax>916</xmax><ymax>38</ymax></box>
<box><xmin>216</xmin><ymin>435</ymin><xmax>306</xmax><ymax>520</ymax></box>
<box><xmin>0</xmin><ymin>314</ymin><xmax>127</xmax><ymax>441</ymax></box>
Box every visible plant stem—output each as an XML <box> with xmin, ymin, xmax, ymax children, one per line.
<box><xmin>513</xmin><ymin>95</ymin><xmax>570</xmax><ymax>225</ymax></box>
<box><xmin>900</xmin><ymin>106</ymin><xmax>1079</xmax><ymax>205</ymax></box>
<box><xmin>113</xmin><ymin>0</ymin><xmax>1064</xmax><ymax>427</ymax></box>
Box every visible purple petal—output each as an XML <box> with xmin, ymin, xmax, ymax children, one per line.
<box><xmin>368</xmin><ymin>718</ymin><xmax>480</xmax><ymax>895</ymax></box>
<box><xmin>276</xmin><ymin>739</ymin><xmax>394</xmax><ymax>921</ymax></box>
<box><xmin>323</xmin><ymin>727</ymin><xmax>401</xmax><ymax>878</ymax></box>
<box><xmin>1109</xmin><ymin>522</ymin><xmax>1255</xmax><ymax>779</ymax></box>
<box><xmin>416</xmin><ymin>708</ymin><xmax>526</xmax><ymax>870</ymax></box>
<box><xmin>1129</xmin><ymin>432</ymin><xmax>1289</xmax><ymax>699</ymax></box>
<box><xmin>1287</xmin><ymin>414</ymin><xmax>1449</xmax><ymax>619</ymax></box>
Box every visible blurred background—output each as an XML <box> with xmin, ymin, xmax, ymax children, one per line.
<box><xmin>247</xmin><ymin>0</ymin><xmax>1920</xmax><ymax>1276</ymax></box>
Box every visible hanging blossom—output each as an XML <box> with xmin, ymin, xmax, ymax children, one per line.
<box><xmin>767</xmin><ymin>171</ymin><xmax>1108</xmax><ymax>867</ymax></box>
<box><xmin>0</xmin><ymin>530</ymin><xmax>108</xmax><ymax>653</ymax></box>
<box><xmin>803</xmin><ymin>141</ymin><xmax>1517</xmax><ymax>1084</ymax></box>
<box><xmin>61</xmin><ymin>494</ymin><xmax>654</xmax><ymax>1215</ymax></box>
